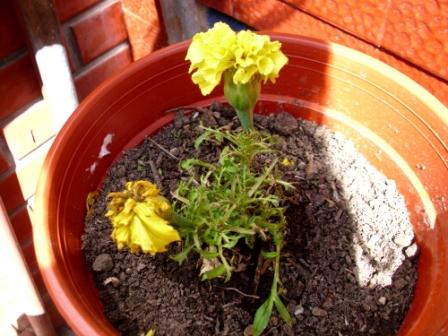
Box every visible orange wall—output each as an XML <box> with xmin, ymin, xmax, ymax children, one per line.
<box><xmin>201</xmin><ymin>0</ymin><xmax>448</xmax><ymax>107</ymax></box>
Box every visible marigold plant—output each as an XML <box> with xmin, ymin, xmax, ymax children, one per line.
<box><xmin>97</xmin><ymin>23</ymin><xmax>292</xmax><ymax>336</ymax></box>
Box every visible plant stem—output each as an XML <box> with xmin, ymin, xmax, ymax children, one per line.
<box><xmin>218</xmin><ymin>243</ymin><xmax>232</xmax><ymax>282</ymax></box>
<box><xmin>223</xmin><ymin>71</ymin><xmax>260</xmax><ymax>131</ymax></box>
<box><xmin>249</xmin><ymin>159</ymin><xmax>278</xmax><ymax>197</ymax></box>
<box><xmin>272</xmin><ymin>244</ymin><xmax>282</xmax><ymax>294</ymax></box>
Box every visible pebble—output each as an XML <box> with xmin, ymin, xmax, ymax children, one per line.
<box><xmin>136</xmin><ymin>262</ymin><xmax>146</xmax><ymax>272</ymax></box>
<box><xmin>294</xmin><ymin>305</ymin><xmax>304</xmax><ymax>316</ymax></box>
<box><xmin>393</xmin><ymin>234</ymin><xmax>413</xmax><ymax>247</ymax></box>
<box><xmin>92</xmin><ymin>253</ymin><xmax>113</xmax><ymax>272</ymax></box>
<box><xmin>103</xmin><ymin>277</ymin><xmax>120</xmax><ymax>287</ymax></box>
<box><xmin>378</xmin><ymin>296</ymin><xmax>387</xmax><ymax>305</ymax></box>
<box><xmin>404</xmin><ymin>243</ymin><xmax>418</xmax><ymax>258</ymax></box>
<box><xmin>311</xmin><ymin>307</ymin><xmax>327</xmax><ymax>317</ymax></box>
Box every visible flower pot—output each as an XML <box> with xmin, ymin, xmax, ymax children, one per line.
<box><xmin>35</xmin><ymin>34</ymin><xmax>448</xmax><ymax>336</ymax></box>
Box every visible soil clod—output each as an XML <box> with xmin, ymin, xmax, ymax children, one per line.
<box><xmin>92</xmin><ymin>253</ymin><xmax>114</xmax><ymax>272</ymax></box>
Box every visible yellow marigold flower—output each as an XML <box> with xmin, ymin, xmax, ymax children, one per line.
<box><xmin>106</xmin><ymin>181</ymin><xmax>180</xmax><ymax>255</ymax></box>
<box><xmin>233</xmin><ymin>30</ymin><xmax>288</xmax><ymax>85</ymax></box>
<box><xmin>186</xmin><ymin>22</ymin><xmax>288</xmax><ymax>95</ymax></box>
<box><xmin>186</xmin><ymin>22</ymin><xmax>288</xmax><ymax>130</ymax></box>
<box><xmin>186</xmin><ymin>22</ymin><xmax>237</xmax><ymax>95</ymax></box>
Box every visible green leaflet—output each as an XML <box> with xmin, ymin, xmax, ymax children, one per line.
<box><xmin>200</xmin><ymin>264</ymin><xmax>226</xmax><ymax>281</ymax></box>
<box><xmin>274</xmin><ymin>295</ymin><xmax>292</xmax><ymax>325</ymax></box>
<box><xmin>170</xmin><ymin>244</ymin><xmax>193</xmax><ymax>264</ymax></box>
<box><xmin>253</xmin><ymin>296</ymin><xmax>274</xmax><ymax>336</ymax></box>
<box><xmin>260</xmin><ymin>250</ymin><xmax>278</xmax><ymax>259</ymax></box>
<box><xmin>198</xmin><ymin>249</ymin><xmax>220</xmax><ymax>259</ymax></box>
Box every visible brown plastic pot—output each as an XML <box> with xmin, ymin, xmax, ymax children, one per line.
<box><xmin>35</xmin><ymin>34</ymin><xmax>448</xmax><ymax>336</ymax></box>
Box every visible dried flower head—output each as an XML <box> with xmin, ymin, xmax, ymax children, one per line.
<box><xmin>106</xmin><ymin>180</ymin><xmax>180</xmax><ymax>255</ymax></box>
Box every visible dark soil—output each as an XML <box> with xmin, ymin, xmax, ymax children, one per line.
<box><xmin>82</xmin><ymin>103</ymin><xmax>418</xmax><ymax>336</ymax></box>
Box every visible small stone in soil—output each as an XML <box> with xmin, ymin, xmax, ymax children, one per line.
<box><xmin>294</xmin><ymin>305</ymin><xmax>304</xmax><ymax>316</ymax></box>
<box><xmin>311</xmin><ymin>307</ymin><xmax>328</xmax><ymax>317</ymax></box>
<box><xmin>103</xmin><ymin>277</ymin><xmax>120</xmax><ymax>287</ymax></box>
<box><xmin>404</xmin><ymin>243</ymin><xmax>418</xmax><ymax>258</ymax></box>
<box><xmin>92</xmin><ymin>253</ymin><xmax>113</xmax><ymax>272</ymax></box>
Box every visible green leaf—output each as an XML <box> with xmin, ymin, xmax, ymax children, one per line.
<box><xmin>201</xmin><ymin>264</ymin><xmax>226</xmax><ymax>281</ymax></box>
<box><xmin>248</xmin><ymin>159</ymin><xmax>278</xmax><ymax>197</ymax></box>
<box><xmin>222</xmin><ymin>237</ymin><xmax>240</xmax><ymax>249</ymax></box>
<box><xmin>273</xmin><ymin>295</ymin><xmax>292</xmax><ymax>325</ymax></box>
<box><xmin>170</xmin><ymin>245</ymin><xmax>192</xmax><ymax>264</ymax></box>
<box><xmin>253</xmin><ymin>296</ymin><xmax>274</xmax><ymax>336</ymax></box>
<box><xmin>261</xmin><ymin>250</ymin><xmax>278</xmax><ymax>259</ymax></box>
<box><xmin>194</xmin><ymin>130</ymin><xmax>211</xmax><ymax>149</ymax></box>
<box><xmin>180</xmin><ymin>159</ymin><xmax>198</xmax><ymax>170</ymax></box>
<box><xmin>181</xmin><ymin>159</ymin><xmax>216</xmax><ymax>171</ymax></box>
<box><xmin>198</xmin><ymin>250</ymin><xmax>219</xmax><ymax>259</ymax></box>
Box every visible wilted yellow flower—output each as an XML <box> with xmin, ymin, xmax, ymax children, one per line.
<box><xmin>186</xmin><ymin>22</ymin><xmax>288</xmax><ymax>95</ymax></box>
<box><xmin>106</xmin><ymin>181</ymin><xmax>180</xmax><ymax>255</ymax></box>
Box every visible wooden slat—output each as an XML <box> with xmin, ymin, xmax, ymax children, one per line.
<box><xmin>157</xmin><ymin>0</ymin><xmax>208</xmax><ymax>44</ymax></box>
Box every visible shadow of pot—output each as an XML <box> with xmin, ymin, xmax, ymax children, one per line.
<box><xmin>34</xmin><ymin>34</ymin><xmax>448</xmax><ymax>335</ymax></box>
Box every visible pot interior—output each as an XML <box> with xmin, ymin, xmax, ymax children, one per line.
<box><xmin>35</xmin><ymin>35</ymin><xmax>448</xmax><ymax>336</ymax></box>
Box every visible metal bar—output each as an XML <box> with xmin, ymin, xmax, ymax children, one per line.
<box><xmin>0</xmin><ymin>198</ymin><xmax>56</xmax><ymax>336</ymax></box>
<box><xmin>157</xmin><ymin>0</ymin><xmax>208</xmax><ymax>44</ymax></box>
<box><xmin>15</xmin><ymin>0</ymin><xmax>79</xmax><ymax>130</ymax></box>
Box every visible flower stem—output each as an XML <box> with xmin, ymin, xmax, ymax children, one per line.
<box><xmin>223</xmin><ymin>70</ymin><xmax>260</xmax><ymax>131</ymax></box>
